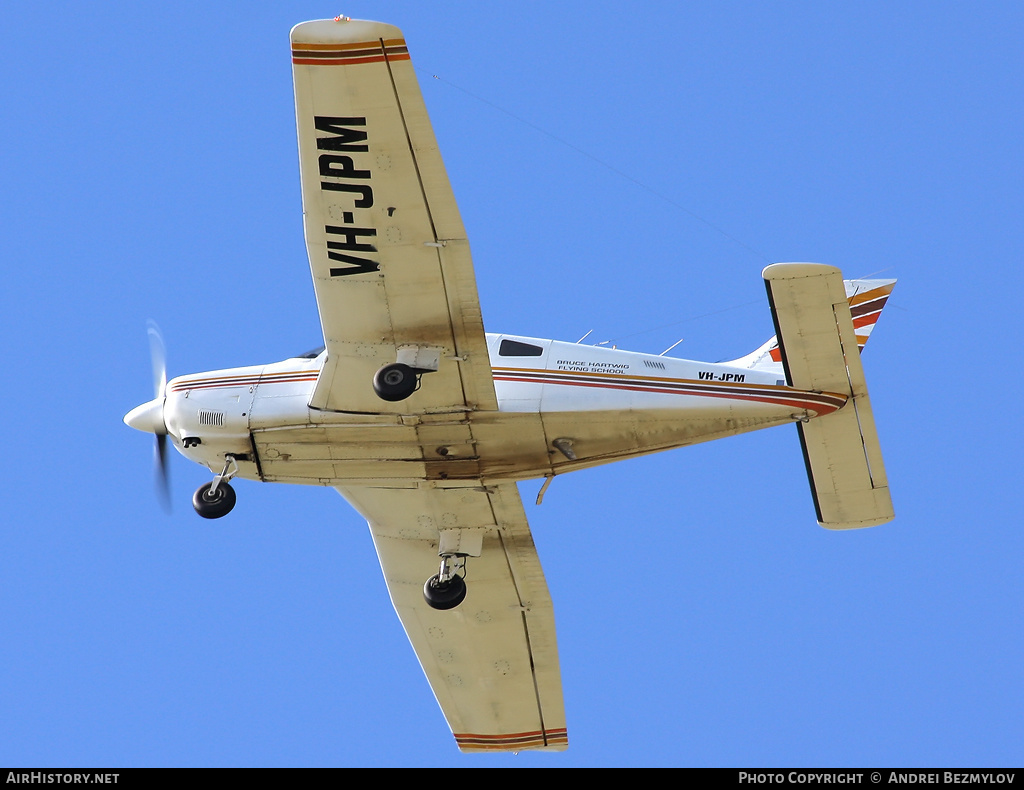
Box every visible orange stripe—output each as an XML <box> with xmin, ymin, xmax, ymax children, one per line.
<box><xmin>492</xmin><ymin>373</ymin><xmax>846</xmax><ymax>414</ymax></box>
<box><xmin>455</xmin><ymin>727</ymin><xmax>566</xmax><ymax>740</ymax></box>
<box><xmin>454</xmin><ymin>728</ymin><xmax>568</xmax><ymax>750</ymax></box>
<box><xmin>292</xmin><ymin>47</ymin><xmax>381</xmax><ymax>58</ymax></box>
<box><xmin>293</xmin><ymin>53</ymin><xmax>410</xmax><ymax>66</ymax></box>
<box><xmin>170</xmin><ymin>370</ymin><xmax>317</xmax><ymax>392</ymax></box>
<box><xmin>848</xmin><ymin>283</ymin><xmax>894</xmax><ymax>307</ymax></box>
<box><xmin>291</xmin><ymin>39</ymin><xmax>403</xmax><ymax>51</ymax></box>
<box><xmin>852</xmin><ymin>312</ymin><xmax>880</xmax><ymax>329</ymax></box>
<box><xmin>493</xmin><ymin>365</ymin><xmax>790</xmax><ymax>392</ymax></box>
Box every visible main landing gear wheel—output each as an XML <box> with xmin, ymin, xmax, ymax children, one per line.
<box><xmin>193</xmin><ymin>481</ymin><xmax>236</xmax><ymax>519</ymax></box>
<box><xmin>423</xmin><ymin>574</ymin><xmax>467</xmax><ymax>610</ymax></box>
<box><xmin>373</xmin><ymin>363</ymin><xmax>418</xmax><ymax>402</ymax></box>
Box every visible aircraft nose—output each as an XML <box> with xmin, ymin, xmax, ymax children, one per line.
<box><xmin>123</xmin><ymin>397</ymin><xmax>167</xmax><ymax>435</ymax></box>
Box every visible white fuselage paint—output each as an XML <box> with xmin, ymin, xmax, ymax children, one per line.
<box><xmin>162</xmin><ymin>333</ymin><xmax>846</xmax><ymax>486</ymax></box>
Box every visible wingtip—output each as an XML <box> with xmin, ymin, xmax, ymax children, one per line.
<box><xmin>763</xmin><ymin>262</ymin><xmax>844</xmax><ymax>281</ymax></box>
<box><xmin>290</xmin><ymin>18</ymin><xmax>404</xmax><ymax>44</ymax></box>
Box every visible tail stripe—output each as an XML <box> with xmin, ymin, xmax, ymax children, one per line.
<box><xmin>847</xmin><ymin>283</ymin><xmax>894</xmax><ymax>307</ymax></box>
<box><xmin>730</xmin><ymin>274</ymin><xmax>895</xmax><ymax>371</ymax></box>
<box><xmin>850</xmin><ymin>295</ymin><xmax>890</xmax><ymax>318</ymax></box>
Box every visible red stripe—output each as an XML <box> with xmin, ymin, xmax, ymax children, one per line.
<box><xmin>170</xmin><ymin>373</ymin><xmax>318</xmax><ymax>392</ymax></box>
<box><xmin>454</xmin><ymin>728</ymin><xmax>568</xmax><ymax>749</ymax></box>
<box><xmin>293</xmin><ymin>53</ymin><xmax>411</xmax><ymax>66</ymax></box>
<box><xmin>493</xmin><ymin>374</ymin><xmax>844</xmax><ymax>414</ymax></box>
<box><xmin>852</xmin><ymin>312</ymin><xmax>880</xmax><ymax>329</ymax></box>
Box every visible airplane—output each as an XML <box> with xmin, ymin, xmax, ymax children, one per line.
<box><xmin>123</xmin><ymin>17</ymin><xmax>895</xmax><ymax>753</ymax></box>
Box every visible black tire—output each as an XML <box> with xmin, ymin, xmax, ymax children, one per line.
<box><xmin>373</xmin><ymin>363</ymin><xmax>418</xmax><ymax>402</ymax></box>
<box><xmin>423</xmin><ymin>574</ymin><xmax>467</xmax><ymax>610</ymax></box>
<box><xmin>193</xmin><ymin>481</ymin><xmax>236</xmax><ymax>519</ymax></box>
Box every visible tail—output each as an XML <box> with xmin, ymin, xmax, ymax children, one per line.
<box><xmin>728</xmin><ymin>276</ymin><xmax>896</xmax><ymax>372</ymax></box>
<box><xmin>758</xmin><ymin>264</ymin><xmax>895</xmax><ymax>530</ymax></box>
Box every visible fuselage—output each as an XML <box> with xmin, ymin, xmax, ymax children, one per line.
<box><xmin>159</xmin><ymin>333</ymin><xmax>845</xmax><ymax>487</ymax></box>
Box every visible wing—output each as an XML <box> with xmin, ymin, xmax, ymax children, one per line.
<box><xmin>291</xmin><ymin>19</ymin><xmax>497</xmax><ymax>414</ymax></box>
<box><xmin>336</xmin><ymin>481</ymin><xmax>568</xmax><ymax>752</ymax></box>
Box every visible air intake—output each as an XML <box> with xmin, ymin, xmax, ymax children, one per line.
<box><xmin>198</xmin><ymin>410</ymin><xmax>225</xmax><ymax>427</ymax></box>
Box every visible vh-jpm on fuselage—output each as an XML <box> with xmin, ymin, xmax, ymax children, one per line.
<box><xmin>124</xmin><ymin>17</ymin><xmax>895</xmax><ymax>754</ymax></box>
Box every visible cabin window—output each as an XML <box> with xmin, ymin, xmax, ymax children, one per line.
<box><xmin>499</xmin><ymin>339</ymin><xmax>543</xmax><ymax>357</ymax></box>
<box><xmin>294</xmin><ymin>345</ymin><xmax>326</xmax><ymax>359</ymax></box>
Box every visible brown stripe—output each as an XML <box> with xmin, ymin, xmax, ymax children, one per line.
<box><xmin>850</xmin><ymin>294</ymin><xmax>889</xmax><ymax>318</ymax></box>
<box><xmin>492</xmin><ymin>372</ymin><xmax>846</xmax><ymax>413</ymax></box>
<box><xmin>492</xmin><ymin>365</ymin><xmax>783</xmax><ymax>390</ymax></box>
<box><xmin>292</xmin><ymin>47</ymin><xmax>382</xmax><ymax>59</ymax></box>
<box><xmin>492</xmin><ymin>365</ymin><xmax>815</xmax><ymax>395</ymax></box>
<box><xmin>291</xmin><ymin>39</ymin><xmax>390</xmax><ymax>52</ymax></box>
<box><xmin>455</xmin><ymin>728</ymin><xmax>567</xmax><ymax>746</ymax></box>
<box><xmin>293</xmin><ymin>53</ymin><xmax>410</xmax><ymax>66</ymax></box>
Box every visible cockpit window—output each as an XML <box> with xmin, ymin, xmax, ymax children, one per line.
<box><xmin>499</xmin><ymin>339</ymin><xmax>543</xmax><ymax>357</ymax></box>
<box><xmin>293</xmin><ymin>345</ymin><xmax>326</xmax><ymax>359</ymax></box>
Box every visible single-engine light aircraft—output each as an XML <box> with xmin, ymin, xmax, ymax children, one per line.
<box><xmin>124</xmin><ymin>18</ymin><xmax>896</xmax><ymax>753</ymax></box>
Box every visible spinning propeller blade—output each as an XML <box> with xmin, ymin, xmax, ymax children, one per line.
<box><xmin>155</xmin><ymin>433</ymin><xmax>171</xmax><ymax>513</ymax></box>
<box><xmin>147</xmin><ymin>321</ymin><xmax>171</xmax><ymax>512</ymax></box>
<box><xmin>148</xmin><ymin>320</ymin><xmax>166</xmax><ymax>401</ymax></box>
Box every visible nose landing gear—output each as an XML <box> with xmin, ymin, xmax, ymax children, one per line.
<box><xmin>193</xmin><ymin>455</ymin><xmax>239</xmax><ymax>519</ymax></box>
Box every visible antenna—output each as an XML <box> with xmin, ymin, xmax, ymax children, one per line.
<box><xmin>659</xmin><ymin>338</ymin><xmax>684</xmax><ymax>356</ymax></box>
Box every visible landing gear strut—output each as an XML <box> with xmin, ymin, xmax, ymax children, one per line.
<box><xmin>423</xmin><ymin>553</ymin><xmax>468</xmax><ymax>610</ymax></box>
<box><xmin>193</xmin><ymin>455</ymin><xmax>239</xmax><ymax>519</ymax></box>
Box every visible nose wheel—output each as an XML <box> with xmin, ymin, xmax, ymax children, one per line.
<box><xmin>193</xmin><ymin>480</ymin><xmax>236</xmax><ymax>519</ymax></box>
<box><xmin>423</xmin><ymin>554</ymin><xmax>468</xmax><ymax>610</ymax></box>
<box><xmin>193</xmin><ymin>455</ymin><xmax>239</xmax><ymax>519</ymax></box>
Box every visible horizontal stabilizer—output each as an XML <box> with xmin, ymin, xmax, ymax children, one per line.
<box><xmin>729</xmin><ymin>277</ymin><xmax>895</xmax><ymax>372</ymax></box>
<box><xmin>764</xmin><ymin>263</ymin><xmax>894</xmax><ymax>529</ymax></box>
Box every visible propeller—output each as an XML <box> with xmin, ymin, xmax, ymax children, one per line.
<box><xmin>148</xmin><ymin>320</ymin><xmax>171</xmax><ymax>512</ymax></box>
<box><xmin>124</xmin><ymin>321</ymin><xmax>171</xmax><ymax>511</ymax></box>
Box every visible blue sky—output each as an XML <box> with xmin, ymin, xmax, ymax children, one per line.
<box><xmin>2</xmin><ymin>1</ymin><xmax>1023</xmax><ymax>767</ymax></box>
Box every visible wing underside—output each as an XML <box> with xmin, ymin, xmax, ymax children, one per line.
<box><xmin>291</xmin><ymin>19</ymin><xmax>497</xmax><ymax>415</ymax></box>
<box><xmin>294</xmin><ymin>19</ymin><xmax>565</xmax><ymax>752</ymax></box>
<box><xmin>336</xmin><ymin>482</ymin><xmax>568</xmax><ymax>752</ymax></box>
